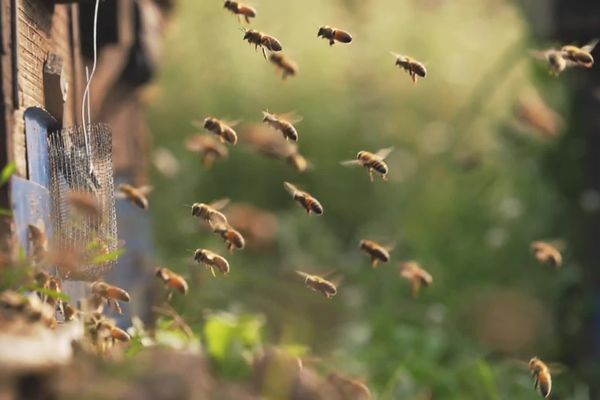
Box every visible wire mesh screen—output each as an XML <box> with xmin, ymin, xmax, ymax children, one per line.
<box><xmin>48</xmin><ymin>123</ymin><xmax>118</xmax><ymax>281</ymax></box>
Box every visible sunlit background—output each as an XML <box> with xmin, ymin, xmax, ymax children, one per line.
<box><xmin>137</xmin><ymin>0</ymin><xmax>596</xmax><ymax>398</ymax></box>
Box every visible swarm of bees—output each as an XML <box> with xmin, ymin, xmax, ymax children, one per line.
<box><xmin>6</xmin><ymin>2</ymin><xmax>591</xmax><ymax>397</ymax></box>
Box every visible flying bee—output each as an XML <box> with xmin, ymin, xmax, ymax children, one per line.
<box><xmin>117</xmin><ymin>183</ymin><xmax>153</xmax><ymax>210</ymax></box>
<box><xmin>194</xmin><ymin>248</ymin><xmax>230</xmax><ymax>276</ymax></box>
<box><xmin>191</xmin><ymin>198</ymin><xmax>230</xmax><ymax>226</ymax></box>
<box><xmin>185</xmin><ymin>134</ymin><xmax>228</xmax><ymax>168</ymax></box>
<box><xmin>530</xmin><ymin>49</ymin><xmax>567</xmax><ymax>76</ymax></box>
<box><xmin>155</xmin><ymin>267</ymin><xmax>189</xmax><ymax>301</ymax></box>
<box><xmin>530</xmin><ymin>241</ymin><xmax>562</xmax><ymax>268</ymax></box>
<box><xmin>283</xmin><ymin>182</ymin><xmax>323</xmax><ymax>215</ymax></box>
<box><xmin>359</xmin><ymin>239</ymin><xmax>392</xmax><ymax>268</ymax></box>
<box><xmin>194</xmin><ymin>117</ymin><xmax>239</xmax><ymax>145</ymax></box>
<box><xmin>223</xmin><ymin>0</ymin><xmax>256</xmax><ymax>24</ymax></box>
<box><xmin>391</xmin><ymin>52</ymin><xmax>427</xmax><ymax>83</ymax></box>
<box><xmin>90</xmin><ymin>281</ymin><xmax>131</xmax><ymax>314</ymax></box>
<box><xmin>341</xmin><ymin>147</ymin><xmax>393</xmax><ymax>182</ymax></box>
<box><xmin>28</xmin><ymin>224</ymin><xmax>47</xmax><ymax>264</ymax></box>
<box><xmin>296</xmin><ymin>271</ymin><xmax>337</xmax><ymax>299</ymax></box>
<box><xmin>262</xmin><ymin>110</ymin><xmax>302</xmax><ymax>141</ymax></box>
<box><xmin>269</xmin><ymin>53</ymin><xmax>299</xmax><ymax>80</ymax></box>
<box><xmin>210</xmin><ymin>222</ymin><xmax>246</xmax><ymax>252</ymax></box>
<box><xmin>243</xmin><ymin>29</ymin><xmax>283</xmax><ymax>59</ymax></box>
<box><xmin>317</xmin><ymin>26</ymin><xmax>352</xmax><ymax>46</ymax></box>
<box><xmin>400</xmin><ymin>261</ymin><xmax>433</xmax><ymax>297</ymax></box>
<box><xmin>560</xmin><ymin>39</ymin><xmax>597</xmax><ymax>68</ymax></box>
<box><xmin>67</xmin><ymin>191</ymin><xmax>103</xmax><ymax>219</ymax></box>
<box><xmin>286</xmin><ymin>152</ymin><xmax>311</xmax><ymax>172</ymax></box>
<box><xmin>529</xmin><ymin>357</ymin><xmax>552</xmax><ymax>398</ymax></box>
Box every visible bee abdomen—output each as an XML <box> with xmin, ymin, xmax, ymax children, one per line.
<box><xmin>369</xmin><ymin>160</ymin><xmax>388</xmax><ymax>175</ymax></box>
<box><xmin>222</xmin><ymin>127</ymin><xmax>238</xmax><ymax>145</ymax></box>
<box><xmin>282</xmin><ymin>125</ymin><xmax>298</xmax><ymax>141</ymax></box>
<box><xmin>305</xmin><ymin>197</ymin><xmax>323</xmax><ymax>215</ymax></box>
<box><xmin>333</xmin><ymin>30</ymin><xmax>352</xmax><ymax>43</ymax></box>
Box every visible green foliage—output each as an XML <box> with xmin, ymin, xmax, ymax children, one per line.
<box><xmin>203</xmin><ymin>312</ymin><xmax>264</xmax><ymax>379</ymax></box>
<box><xmin>144</xmin><ymin>0</ymin><xmax>591</xmax><ymax>397</ymax></box>
<box><xmin>1</xmin><ymin>162</ymin><xmax>16</xmax><ymax>185</ymax></box>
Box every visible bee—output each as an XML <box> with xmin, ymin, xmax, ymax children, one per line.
<box><xmin>223</xmin><ymin>0</ymin><xmax>256</xmax><ymax>24</ymax></box>
<box><xmin>341</xmin><ymin>147</ymin><xmax>393</xmax><ymax>182</ymax></box>
<box><xmin>327</xmin><ymin>372</ymin><xmax>372</xmax><ymax>400</ymax></box>
<box><xmin>317</xmin><ymin>26</ymin><xmax>352</xmax><ymax>46</ymax></box>
<box><xmin>560</xmin><ymin>39</ymin><xmax>597</xmax><ymax>68</ymax></box>
<box><xmin>400</xmin><ymin>261</ymin><xmax>433</xmax><ymax>297</ymax></box>
<box><xmin>296</xmin><ymin>271</ymin><xmax>337</xmax><ymax>299</ymax></box>
<box><xmin>530</xmin><ymin>49</ymin><xmax>567</xmax><ymax>76</ymax></box>
<box><xmin>193</xmin><ymin>248</ymin><xmax>230</xmax><ymax>276</ymax></box>
<box><xmin>269</xmin><ymin>53</ymin><xmax>298</xmax><ymax>80</ymax></box>
<box><xmin>359</xmin><ymin>240</ymin><xmax>392</xmax><ymax>268</ymax></box>
<box><xmin>117</xmin><ymin>183</ymin><xmax>152</xmax><ymax>210</ymax></box>
<box><xmin>391</xmin><ymin>52</ymin><xmax>427</xmax><ymax>83</ymax></box>
<box><xmin>262</xmin><ymin>111</ymin><xmax>302</xmax><ymax>141</ymax></box>
<box><xmin>283</xmin><ymin>182</ymin><xmax>323</xmax><ymax>215</ymax></box>
<box><xmin>93</xmin><ymin>317</ymin><xmax>131</xmax><ymax>346</ymax></box>
<box><xmin>286</xmin><ymin>152</ymin><xmax>311</xmax><ymax>172</ymax></box>
<box><xmin>210</xmin><ymin>222</ymin><xmax>246</xmax><ymax>252</ymax></box>
<box><xmin>90</xmin><ymin>281</ymin><xmax>131</xmax><ymax>314</ymax></box>
<box><xmin>191</xmin><ymin>198</ymin><xmax>230</xmax><ymax>226</ymax></box>
<box><xmin>185</xmin><ymin>134</ymin><xmax>229</xmax><ymax>168</ymax></box>
<box><xmin>63</xmin><ymin>302</ymin><xmax>78</xmax><ymax>321</ymax></box>
<box><xmin>28</xmin><ymin>224</ymin><xmax>47</xmax><ymax>264</ymax></box>
<box><xmin>195</xmin><ymin>117</ymin><xmax>239</xmax><ymax>145</ymax></box>
<box><xmin>243</xmin><ymin>29</ymin><xmax>283</xmax><ymax>59</ymax></box>
<box><xmin>67</xmin><ymin>191</ymin><xmax>103</xmax><ymax>219</ymax></box>
<box><xmin>530</xmin><ymin>241</ymin><xmax>562</xmax><ymax>268</ymax></box>
<box><xmin>155</xmin><ymin>267</ymin><xmax>189</xmax><ymax>301</ymax></box>
<box><xmin>226</xmin><ymin>203</ymin><xmax>279</xmax><ymax>249</ymax></box>
<box><xmin>529</xmin><ymin>357</ymin><xmax>552</xmax><ymax>398</ymax></box>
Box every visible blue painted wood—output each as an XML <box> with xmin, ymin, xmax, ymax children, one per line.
<box><xmin>24</xmin><ymin>107</ymin><xmax>57</xmax><ymax>189</ymax></box>
<box><xmin>10</xmin><ymin>176</ymin><xmax>52</xmax><ymax>256</ymax></box>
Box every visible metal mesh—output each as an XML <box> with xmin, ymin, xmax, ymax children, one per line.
<box><xmin>48</xmin><ymin>123</ymin><xmax>118</xmax><ymax>281</ymax></box>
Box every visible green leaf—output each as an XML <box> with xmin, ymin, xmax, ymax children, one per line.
<box><xmin>35</xmin><ymin>287</ymin><xmax>71</xmax><ymax>302</ymax></box>
<box><xmin>0</xmin><ymin>162</ymin><xmax>16</xmax><ymax>185</ymax></box>
<box><xmin>0</xmin><ymin>208</ymin><xmax>12</xmax><ymax>217</ymax></box>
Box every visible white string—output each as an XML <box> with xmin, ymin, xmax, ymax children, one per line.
<box><xmin>81</xmin><ymin>0</ymin><xmax>100</xmax><ymax>174</ymax></box>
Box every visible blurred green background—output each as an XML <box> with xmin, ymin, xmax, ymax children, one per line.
<box><xmin>142</xmin><ymin>0</ymin><xmax>595</xmax><ymax>398</ymax></box>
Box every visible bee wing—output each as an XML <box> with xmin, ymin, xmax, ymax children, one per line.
<box><xmin>374</xmin><ymin>147</ymin><xmax>394</xmax><ymax>160</ymax></box>
<box><xmin>547</xmin><ymin>363</ymin><xmax>566</xmax><ymax>374</ymax></box>
<box><xmin>283</xmin><ymin>181</ymin><xmax>299</xmax><ymax>195</ymax></box>
<box><xmin>208</xmin><ymin>211</ymin><xmax>229</xmax><ymax>227</ymax></box>
<box><xmin>279</xmin><ymin>112</ymin><xmax>303</xmax><ymax>124</ymax></box>
<box><xmin>209</xmin><ymin>198</ymin><xmax>230</xmax><ymax>211</ymax></box>
<box><xmin>295</xmin><ymin>270</ymin><xmax>310</xmax><ymax>279</ymax></box>
<box><xmin>137</xmin><ymin>185</ymin><xmax>154</xmax><ymax>196</ymax></box>
<box><xmin>528</xmin><ymin>49</ymin><xmax>552</xmax><ymax>60</ymax></box>
<box><xmin>222</xmin><ymin>119</ymin><xmax>241</xmax><ymax>128</ymax></box>
<box><xmin>389</xmin><ymin>51</ymin><xmax>403</xmax><ymax>59</ymax></box>
<box><xmin>115</xmin><ymin>191</ymin><xmax>127</xmax><ymax>199</ymax></box>
<box><xmin>581</xmin><ymin>39</ymin><xmax>599</xmax><ymax>53</ymax></box>
<box><xmin>340</xmin><ymin>159</ymin><xmax>361</xmax><ymax>167</ymax></box>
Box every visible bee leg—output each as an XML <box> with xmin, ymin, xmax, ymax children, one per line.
<box><xmin>245</xmin><ymin>15</ymin><xmax>250</xmax><ymax>24</ymax></box>
<box><xmin>411</xmin><ymin>73</ymin><xmax>417</xmax><ymax>84</ymax></box>
<box><xmin>382</xmin><ymin>173</ymin><xmax>388</xmax><ymax>181</ymax></box>
<box><xmin>167</xmin><ymin>290</ymin><xmax>173</xmax><ymax>303</ymax></box>
<box><xmin>228</xmin><ymin>243</ymin><xmax>234</xmax><ymax>253</ymax></box>
<box><xmin>209</xmin><ymin>266</ymin><xmax>216</xmax><ymax>277</ymax></box>
<box><xmin>261</xmin><ymin>46</ymin><xmax>268</xmax><ymax>60</ymax></box>
<box><xmin>329</xmin><ymin>39</ymin><xmax>335</xmax><ymax>46</ymax></box>
<box><xmin>371</xmin><ymin>258</ymin><xmax>379</xmax><ymax>268</ymax></box>
<box><xmin>113</xmin><ymin>300</ymin><xmax>123</xmax><ymax>315</ymax></box>
<box><xmin>236</xmin><ymin>14</ymin><xmax>242</xmax><ymax>24</ymax></box>
<box><xmin>368</xmin><ymin>168</ymin><xmax>374</xmax><ymax>182</ymax></box>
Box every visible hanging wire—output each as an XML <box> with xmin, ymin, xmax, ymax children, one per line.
<box><xmin>81</xmin><ymin>0</ymin><xmax>101</xmax><ymax>174</ymax></box>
